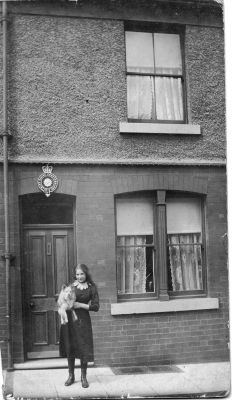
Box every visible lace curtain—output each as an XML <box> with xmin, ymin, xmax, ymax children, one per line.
<box><xmin>168</xmin><ymin>233</ymin><xmax>203</xmax><ymax>291</ymax></box>
<box><xmin>117</xmin><ymin>236</ymin><xmax>147</xmax><ymax>294</ymax></box>
<box><xmin>127</xmin><ymin>76</ymin><xmax>183</xmax><ymax>120</ymax></box>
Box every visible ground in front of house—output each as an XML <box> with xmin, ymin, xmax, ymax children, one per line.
<box><xmin>3</xmin><ymin>361</ymin><xmax>230</xmax><ymax>399</ymax></box>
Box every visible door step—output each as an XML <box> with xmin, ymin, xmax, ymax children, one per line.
<box><xmin>27</xmin><ymin>351</ymin><xmax>59</xmax><ymax>359</ymax></box>
<box><xmin>13</xmin><ymin>359</ymin><xmax>94</xmax><ymax>370</ymax></box>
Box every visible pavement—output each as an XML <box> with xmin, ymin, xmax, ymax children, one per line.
<box><xmin>3</xmin><ymin>361</ymin><xmax>231</xmax><ymax>399</ymax></box>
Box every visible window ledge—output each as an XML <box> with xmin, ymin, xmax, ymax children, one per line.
<box><xmin>119</xmin><ymin>122</ymin><xmax>201</xmax><ymax>135</ymax></box>
<box><xmin>111</xmin><ymin>297</ymin><xmax>219</xmax><ymax>315</ymax></box>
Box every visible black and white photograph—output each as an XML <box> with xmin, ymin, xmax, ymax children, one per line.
<box><xmin>0</xmin><ymin>0</ymin><xmax>231</xmax><ymax>398</ymax></box>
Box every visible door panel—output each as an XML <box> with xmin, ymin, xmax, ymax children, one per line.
<box><xmin>23</xmin><ymin>227</ymin><xmax>74</xmax><ymax>359</ymax></box>
<box><xmin>53</xmin><ymin>233</ymin><xmax>69</xmax><ymax>294</ymax></box>
<box><xmin>32</xmin><ymin>312</ymin><xmax>49</xmax><ymax>345</ymax></box>
<box><xmin>30</xmin><ymin>233</ymin><xmax>47</xmax><ymax>296</ymax></box>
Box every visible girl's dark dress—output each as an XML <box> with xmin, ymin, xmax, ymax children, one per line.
<box><xmin>59</xmin><ymin>283</ymin><xmax>99</xmax><ymax>362</ymax></box>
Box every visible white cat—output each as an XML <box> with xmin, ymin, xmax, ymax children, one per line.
<box><xmin>57</xmin><ymin>284</ymin><xmax>77</xmax><ymax>325</ymax></box>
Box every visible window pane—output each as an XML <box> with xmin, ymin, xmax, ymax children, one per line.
<box><xmin>116</xmin><ymin>198</ymin><xmax>153</xmax><ymax>235</ymax></box>
<box><xmin>127</xmin><ymin>76</ymin><xmax>155</xmax><ymax>119</ymax></box>
<box><xmin>168</xmin><ymin>234</ymin><xmax>203</xmax><ymax>291</ymax></box>
<box><xmin>167</xmin><ymin>197</ymin><xmax>202</xmax><ymax>234</ymax></box>
<box><xmin>22</xmin><ymin>193</ymin><xmax>74</xmax><ymax>224</ymax></box>
<box><xmin>154</xmin><ymin>33</ymin><xmax>182</xmax><ymax>75</ymax></box>
<box><xmin>125</xmin><ymin>31</ymin><xmax>154</xmax><ymax>73</ymax></box>
<box><xmin>155</xmin><ymin>77</ymin><xmax>183</xmax><ymax>120</ymax></box>
<box><xmin>117</xmin><ymin>236</ymin><xmax>154</xmax><ymax>294</ymax></box>
<box><xmin>116</xmin><ymin>198</ymin><xmax>155</xmax><ymax>295</ymax></box>
<box><xmin>166</xmin><ymin>197</ymin><xmax>203</xmax><ymax>292</ymax></box>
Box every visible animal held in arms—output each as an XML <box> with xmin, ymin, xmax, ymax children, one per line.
<box><xmin>57</xmin><ymin>284</ymin><xmax>77</xmax><ymax>324</ymax></box>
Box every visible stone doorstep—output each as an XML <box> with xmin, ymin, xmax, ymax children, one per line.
<box><xmin>13</xmin><ymin>359</ymin><xmax>94</xmax><ymax>370</ymax></box>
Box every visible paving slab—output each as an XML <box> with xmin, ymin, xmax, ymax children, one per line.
<box><xmin>140</xmin><ymin>370</ymin><xmax>202</xmax><ymax>395</ymax></box>
<box><xmin>4</xmin><ymin>362</ymin><xmax>230</xmax><ymax>399</ymax></box>
<box><xmin>53</xmin><ymin>369</ymin><xmax>108</xmax><ymax>398</ymax></box>
<box><xmin>178</xmin><ymin>362</ymin><xmax>231</xmax><ymax>393</ymax></box>
<box><xmin>96</xmin><ymin>373</ymin><xmax>158</xmax><ymax>398</ymax></box>
<box><xmin>10</xmin><ymin>369</ymin><xmax>58</xmax><ymax>398</ymax></box>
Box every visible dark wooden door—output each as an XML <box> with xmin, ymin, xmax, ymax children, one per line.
<box><xmin>23</xmin><ymin>227</ymin><xmax>74</xmax><ymax>359</ymax></box>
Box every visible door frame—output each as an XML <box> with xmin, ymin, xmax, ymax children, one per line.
<box><xmin>19</xmin><ymin>194</ymin><xmax>77</xmax><ymax>361</ymax></box>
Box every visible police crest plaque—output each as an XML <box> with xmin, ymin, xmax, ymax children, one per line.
<box><xmin>37</xmin><ymin>165</ymin><xmax>58</xmax><ymax>197</ymax></box>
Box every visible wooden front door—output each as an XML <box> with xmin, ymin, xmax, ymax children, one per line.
<box><xmin>23</xmin><ymin>227</ymin><xmax>74</xmax><ymax>359</ymax></box>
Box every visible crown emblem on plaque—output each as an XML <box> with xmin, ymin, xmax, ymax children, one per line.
<box><xmin>37</xmin><ymin>164</ymin><xmax>59</xmax><ymax>197</ymax></box>
<box><xmin>42</xmin><ymin>165</ymin><xmax>53</xmax><ymax>174</ymax></box>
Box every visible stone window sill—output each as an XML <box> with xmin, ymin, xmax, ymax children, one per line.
<box><xmin>119</xmin><ymin>122</ymin><xmax>201</xmax><ymax>135</ymax></box>
<box><xmin>111</xmin><ymin>297</ymin><xmax>219</xmax><ymax>315</ymax></box>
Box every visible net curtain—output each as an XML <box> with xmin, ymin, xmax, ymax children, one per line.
<box><xmin>167</xmin><ymin>198</ymin><xmax>203</xmax><ymax>292</ymax></box>
<box><xmin>116</xmin><ymin>198</ymin><xmax>153</xmax><ymax>294</ymax></box>
<box><xmin>127</xmin><ymin>75</ymin><xmax>183</xmax><ymax>121</ymax></box>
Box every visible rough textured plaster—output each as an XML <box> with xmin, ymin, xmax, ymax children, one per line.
<box><xmin>2</xmin><ymin>14</ymin><xmax>225</xmax><ymax>161</ymax></box>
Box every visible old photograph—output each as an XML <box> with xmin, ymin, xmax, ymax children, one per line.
<box><xmin>0</xmin><ymin>0</ymin><xmax>230</xmax><ymax>398</ymax></box>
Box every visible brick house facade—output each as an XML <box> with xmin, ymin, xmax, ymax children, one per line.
<box><xmin>0</xmin><ymin>0</ymin><xmax>228</xmax><ymax>368</ymax></box>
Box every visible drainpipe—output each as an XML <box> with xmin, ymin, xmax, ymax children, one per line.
<box><xmin>1</xmin><ymin>0</ymin><xmax>13</xmax><ymax>371</ymax></box>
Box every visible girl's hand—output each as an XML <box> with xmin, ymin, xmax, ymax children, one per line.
<box><xmin>74</xmin><ymin>302</ymin><xmax>81</xmax><ymax>309</ymax></box>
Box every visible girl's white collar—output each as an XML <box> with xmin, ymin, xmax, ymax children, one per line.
<box><xmin>73</xmin><ymin>280</ymin><xmax>89</xmax><ymax>290</ymax></box>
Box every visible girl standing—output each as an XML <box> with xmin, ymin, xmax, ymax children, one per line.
<box><xmin>59</xmin><ymin>264</ymin><xmax>100</xmax><ymax>388</ymax></box>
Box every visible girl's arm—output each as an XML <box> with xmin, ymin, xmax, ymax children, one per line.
<box><xmin>89</xmin><ymin>285</ymin><xmax>100</xmax><ymax>312</ymax></box>
<box><xmin>73</xmin><ymin>285</ymin><xmax>99</xmax><ymax>311</ymax></box>
<box><xmin>73</xmin><ymin>302</ymin><xmax>89</xmax><ymax>310</ymax></box>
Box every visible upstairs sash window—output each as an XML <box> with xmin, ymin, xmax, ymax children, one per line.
<box><xmin>125</xmin><ymin>31</ymin><xmax>184</xmax><ymax>122</ymax></box>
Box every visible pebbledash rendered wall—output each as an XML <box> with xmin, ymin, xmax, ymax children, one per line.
<box><xmin>0</xmin><ymin>1</ymin><xmax>224</xmax><ymax>163</ymax></box>
<box><xmin>0</xmin><ymin>164</ymin><xmax>229</xmax><ymax>367</ymax></box>
<box><xmin>0</xmin><ymin>0</ymin><xmax>228</xmax><ymax>367</ymax></box>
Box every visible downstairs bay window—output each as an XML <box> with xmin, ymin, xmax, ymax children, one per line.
<box><xmin>115</xmin><ymin>192</ymin><xmax>206</xmax><ymax>301</ymax></box>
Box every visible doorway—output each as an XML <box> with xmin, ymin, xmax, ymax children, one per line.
<box><xmin>21</xmin><ymin>193</ymin><xmax>75</xmax><ymax>359</ymax></box>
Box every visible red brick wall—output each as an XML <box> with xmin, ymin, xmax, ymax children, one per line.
<box><xmin>0</xmin><ymin>164</ymin><xmax>228</xmax><ymax>368</ymax></box>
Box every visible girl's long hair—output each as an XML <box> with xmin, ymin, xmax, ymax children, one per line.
<box><xmin>74</xmin><ymin>263</ymin><xmax>95</xmax><ymax>286</ymax></box>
